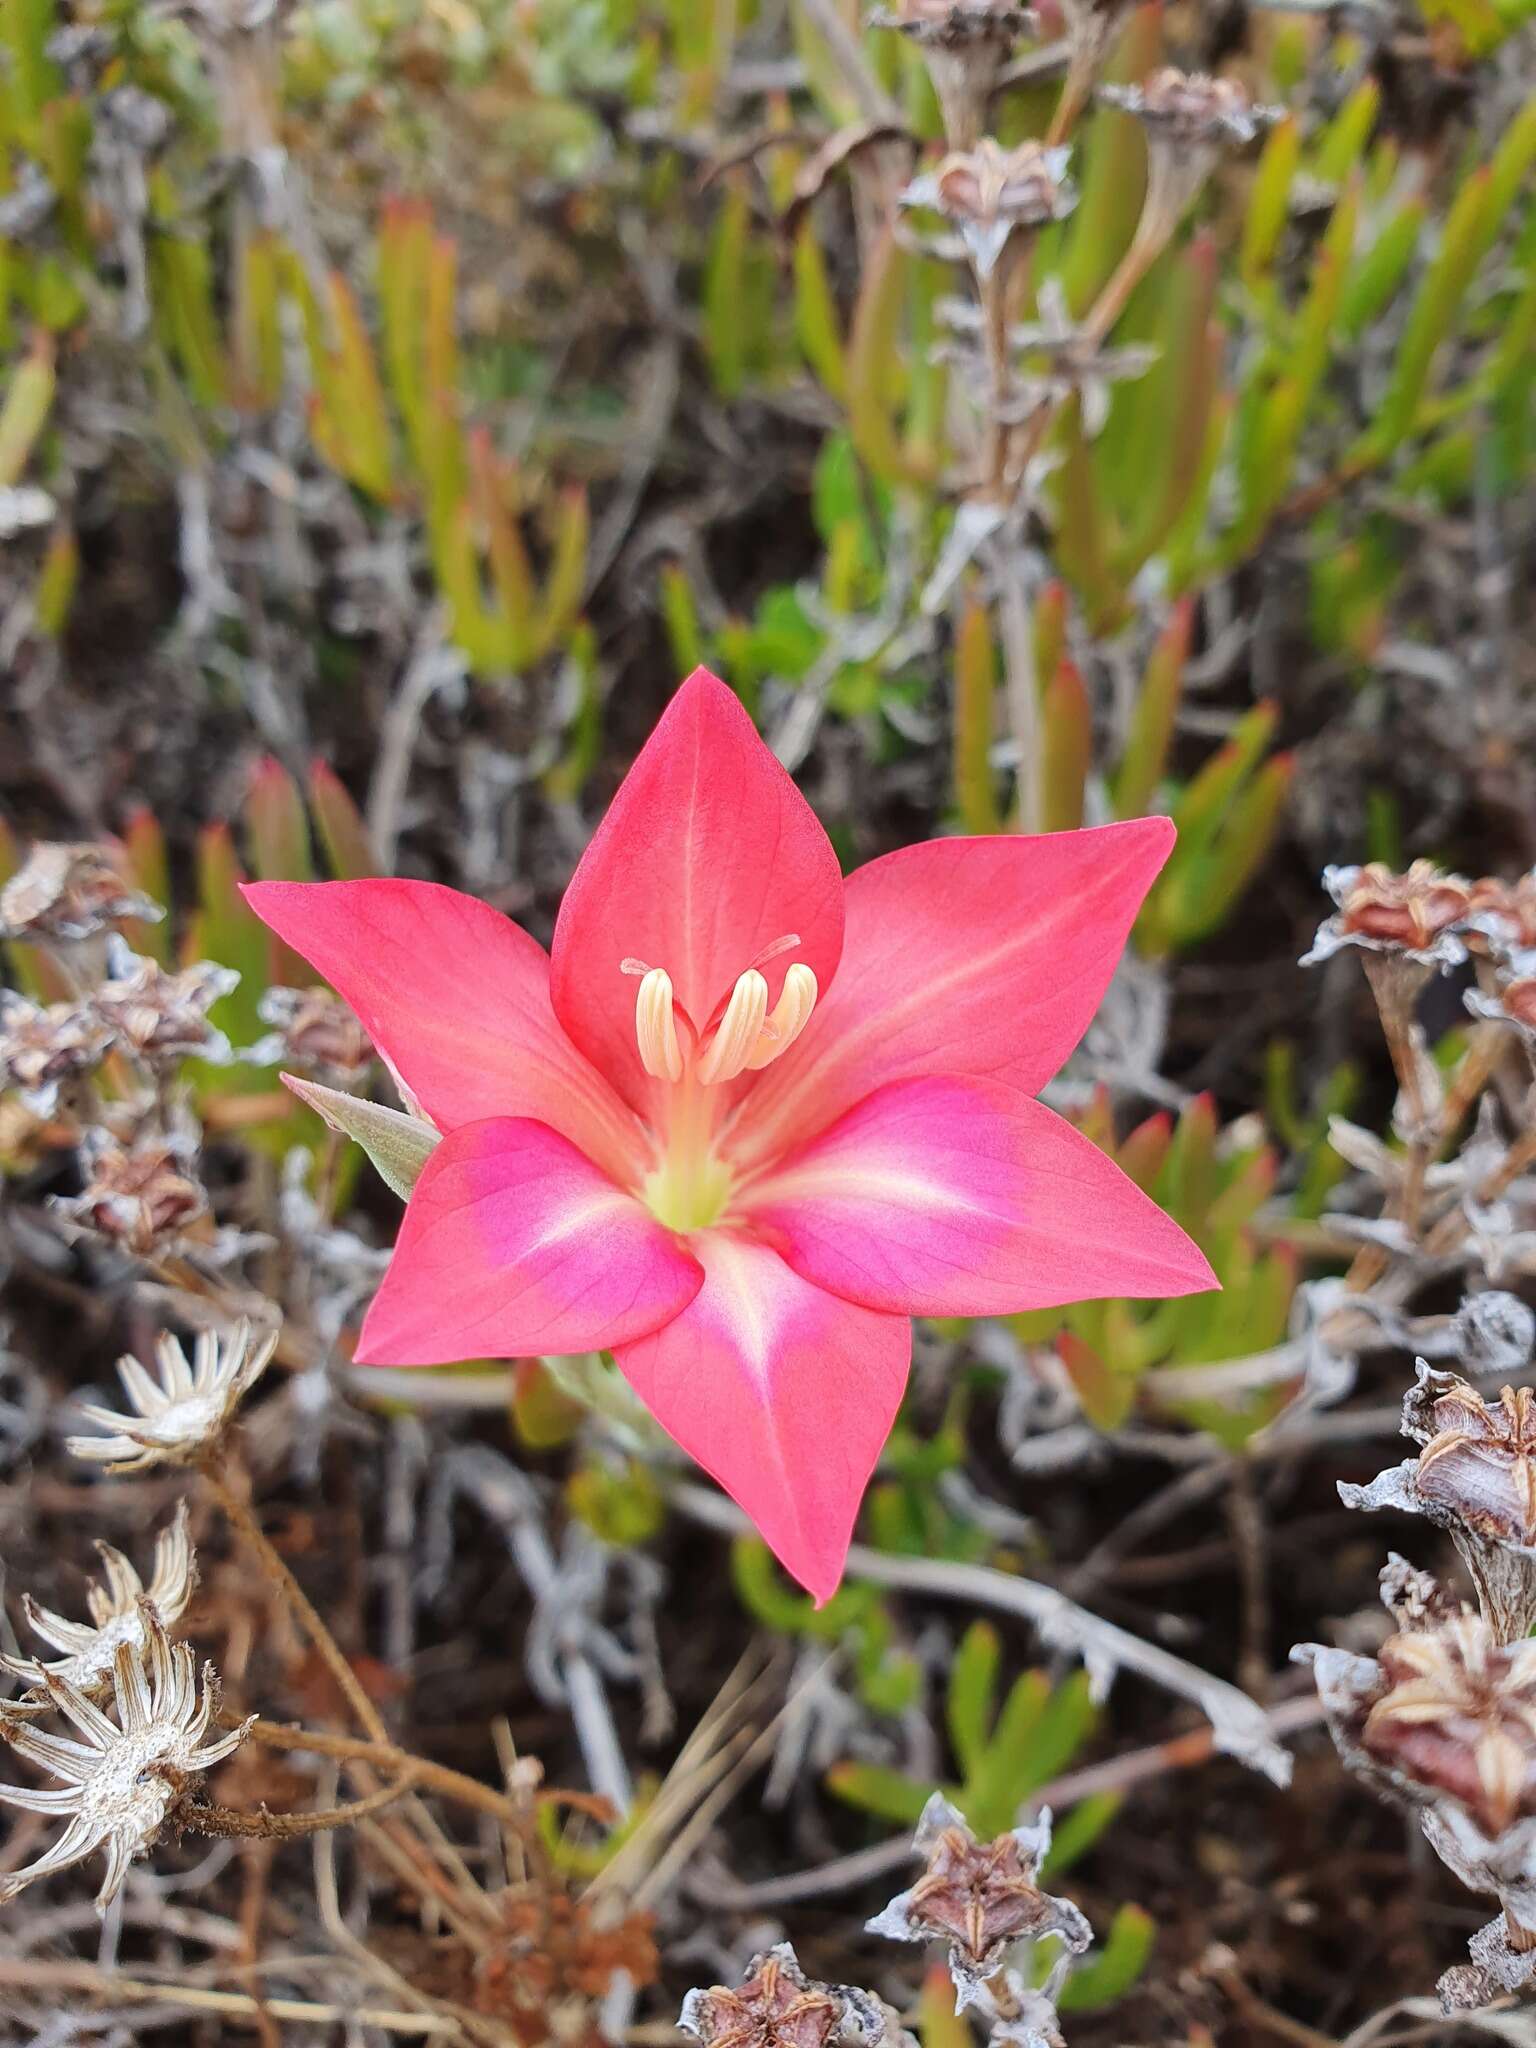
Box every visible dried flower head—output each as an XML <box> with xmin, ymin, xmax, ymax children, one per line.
<box><xmin>1101</xmin><ymin>67</ymin><xmax>1282</xmax><ymax>235</ymax></box>
<box><xmin>1302</xmin><ymin>861</ymin><xmax>1473</xmax><ymax>970</ymax></box>
<box><xmin>1364</xmin><ymin>1618</ymin><xmax>1536</xmax><ymax>1837</ymax></box>
<box><xmin>1342</xmin><ymin>1363</ymin><xmax>1536</xmax><ymax>1640</ymax></box>
<box><xmin>867</xmin><ymin>1795</ymin><xmax>1091</xmax><ymax>2006</ymax></box>
<box><xmin>249</xmin><ymin>984</ymin><xmax>374</xmax><ymax>1086</ymax></box>
<box><xmin>0</xmin><ymin>843</ymin><xmax>161</xmax><ymax>946</ymax></box>
<box><xmin>871</xmin><ymin>1</ymin><xmax>1037</xmax><ymax>147</ymax></box>
<box><xmin>681</xmin><ymin>1944</ymin><xmax>899</xmax><ymax>2048</ymax></box>
<box><xmin>55</xmin><ymin>1133</ymin><xmax>210</xmax><ymax>1256</ymax></box>
<box><xmin>90</xmin><ymin>938</ymin><xmax>238</xmax><ymax>1070</ymax></box>
<box><xmin>1</xmin><ymin>1505</ymin><xmax>196</xmax><ymax>1698</ymax></box>
<box><xmin>0</xmin><ymin>992</ymin><xmax>114</xmax><ymax>1115</ymax></box>
<box><xmin>0</xmin><ymin>1613</ymin><xmax>249</xmax><ymax>1911</ymax></box>
<box><xmin>1466</xmin><ymin>874</ymin><xmax>1536</xmax><ymax>967</ymax></box>
<box><xmin>1417</xmin><ymin>1381</ymin><xmax>1536</xmax><ymax>1552</ymax></box>
<box><xmin>1467</xmin><ymin>978</ymin><xmax>1536</xmax><ymax>1042</ymax></box>
<box><xmin>68</xmin><ymin>1320</ymin><xmax>276</xmax><ymax>1473</ymax></box>
<box><xmin>902</xmin><ymin>140</ymin><xmax>1075</xmax><ymax>278</ymax></box>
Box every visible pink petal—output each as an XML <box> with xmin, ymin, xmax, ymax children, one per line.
<box><xmin>742</xmin><ymin>1075</ymin><xmax>1216</xmax><ymax>1315</ymax></box>
<box><xmin>550</xmin><ymin>670</ymin><xmax>845</xmax><ymax>1113</ymax></box>
<box><xmin>614</xmin><ymin>1231</ymin><xmax>910</xmax><ymax>1604</ymax></box>
<box><xmin>355</xmin><ymin>1118</ymin><xmax>703</xmax><ymax>1365</ymax></box>
<box><xmin>732</xmin><ymin>820</ymin><xmax>1173</xmax><ymax>1175</ymax></box>
<box><xmin>242</xmin><ymin>879</ymin><xmax>647</xmax><ymax>1184</ymax></box>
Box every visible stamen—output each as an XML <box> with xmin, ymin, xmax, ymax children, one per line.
<box><xmin>697</xmin><ymin>970</ymin><xmax>769</xmax><ymax>1086</ymax></box>
<box><xmin>744</xmin><ymin>963</ymin><xmax>818</xmax><ymax>1070</ymax></box>
<box><xmin>635</xmin><ymin>968</ymin><xmax>684</xmax><ymax>1083</ymax></box>
<box><xmin>748</xmin><ymin>933</ymin><xmax>802</xmax><ymax>971</ymax></box>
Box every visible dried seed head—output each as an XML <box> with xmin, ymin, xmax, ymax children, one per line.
<box><xmin>1</xmin><ymin>1504</ymin><xmax>196</xmax><ymax>1698</ymax></box>
<box><xmin>870</xmin><ymin>2</ymin><xmax>1037</xmax><ymax>148</ymax></box>
<box><xmin>1467</xmin><ymin>977</ymin><xmax>1536</xmax><ymax>1041</ymax></box>
<box><xmin>681</xmin><ymin>1945</ymin><xmax>899</xmax><ymax>2048</ymax></box>
<box><xmin>55</xmin><ymin>1133</ymin><xmax>209</xmax><ymax>1257</ymax></box>
<box><xmin>1101</xmin><ymin>66</ymin><xmax>1278</xmax><ymax>147</ymax></box>
<box><xmin>250</xmin><ymin>984</ymin><xmax>374</xmax><ymax>1087</ymax></box>
<box><xmin>1416</xmin><ymin>1380</ymin><xmax>1536</xmax><ymax>1552</ymax></box>
<box><xmin>867</xmin><ymin>1795</ymin><xmax>1091</xmax><ymax>2006</ymax></box>
<box><xmin>1466</xmin><ymin>874</ymin><xmax>1536</xmax><ymax>966</ymax></box>
<box><xmin>0</xmin><ymin>993</ymin><xmax>114</xmax><ymax>1115</ymax></box>
<box><xmin>1302</xmin><ymin>861</ymin><xmax>1473</xmax><ymax>971</ymax></box>
<box><xmin>0</xmin><ymin>1612</ymin><xmax>250</xmax><ymax>1911</ymax></box>
<box><xmin>1101</xmin><ymin>67</ymin><xmax>1282</xmax><ymax>242</ymax></box>
<box><xmin>1364</xmin><ymin>1617</ymin><xmax>1536</xmax><ymax>1837</ymax></box>
<box><xmin>67</xmin><ymin>1320</ymin><xmax>277</xmax><ymax>1474</ymax></box>
<box><xmin>90</xmin><ymin>939</ymin><xmax>238</xmax><ymax>1071</ymax></box>
<box><xmin>902</xmin><ymin>140</ymin><xmax>1076</xmax><ymax>279</ymax></box>
<box><xmin>0</xmin><ymin>844</ymin><xmax>161</xmax><ymax>946</ymax></box>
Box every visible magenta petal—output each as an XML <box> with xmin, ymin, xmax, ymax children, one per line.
<box><xmin>550</xmin><ymin>670</ymin><xmax>845</xmax><ymax>1113</ymax></box>
<box><xmin>613</xmin><ymin>1231</ymin><xmax>910</xmax><ymax>1604</ymax></box>
<box><xmin>733</xmin><ymin>821</ymin><xmax>1173</xmax><ymax>1174</ymax></box>
<box><xmin>743</xmin><ymin>1075</ymin><xmax>1217</xmax><ymax>1315</ymax></box>
<box><xmin>355</xmin><ymin>1118</ymin><xmax>703</xmax><ymax>1365</ymax></box>
<box><xmin>242</xmin><ymin>879</ymin><xmax>647</xmax><ymax>1184</ymax></box>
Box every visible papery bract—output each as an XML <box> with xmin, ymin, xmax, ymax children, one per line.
<box><xmin>246</xmin><ymin>668</ymin><xmax>1215</xmax><ymax>1601</ymax></box>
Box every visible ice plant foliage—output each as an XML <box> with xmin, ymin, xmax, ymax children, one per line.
<box><xmin>245</xmin><ymin>670</ymin><xmax>1213</xmax><ymax>1598</ymax></box>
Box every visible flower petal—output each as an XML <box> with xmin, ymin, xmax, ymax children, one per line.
<box><xmin>550</xmin><ymin>670</ymin><xmax>845</xmax><ymax>1112</ymax></box>
<box><xmin>614</xmin><ymin>1231</ymin><xmax>909</xmax><ymax>1604</ymax></box>
<box><xmin>242</xmin><ymin>880</ymin><xmax>647</xmax><ymax>1184</ymax></box>
<box><xmin>731</xmin><ymin>821</ymin><xmax>1173</xmax><ymax>1174</ymax></box>
<box><xmin>742</xmin><ymin>1075</ymin><xmax>1216</xmax><ymax>1315</ymax></box>
<box><xmin>355</xmin><ymin>1118</ymin><xmax>703</xmax><ymax>1365</ymax></box>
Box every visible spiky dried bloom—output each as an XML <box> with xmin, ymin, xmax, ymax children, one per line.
<box><xmin>902</xmin><ymin>140</ymin><xmax>1075</xmax><ymax>279</ymax></box>
<box><xmin>870</xmin><ymin>1</ymin><xmax>1037</xmax><ymax>147</ymax></box>
<box><xmin>68</xmin><ymin>1321</ymin><xmax>276</xmax><ymax>1474</ymax></box>
<box><xmin>1302</xmin><ymin>861</ymin><xmax>1473</xmax><ymax>970</ymax></box>
<box><xmin>0</xmin><ymin>843</ymin><xmax>161</xmax><ymax>945</ymax></box>
<box><xmin>56</xmin><ymin>1134</ymin><xmax>210</xmax><ymax>1256</ymax></box>
<box><xmin>1</xmin><ymin>1506</ymin><xmax>196</xmax><ymax>1698</ymax></box>
<box><xmin>89</xmin><ymin>939</ymin><xmax>238</xmax><ymax>1071</ymax></box>
<box><xmin>0</xmin><ymin>1614</ymin><xmax>250</xmax><ymax>1911</ymax></box>
<box><xmin>681</xmin><ymin>1944</ymin><xmax>900</xmax><ymax>2048</ymax></box>
<box><xmin>867</xmin><ymin>1795</ymin><xmax>1091</xmax><ymax>2006</ymax></box>
<box><xmin>250</xmin><ymin>984</ymin><xmax>374</xmax><ymax>1086</ymax></box>
<box><xmin>1362</xmin><ymin>1617</ymin><xmax>1536</xmax><ymax>1837</ymax></box>
<box><xmin>0</xmin><ymin>992</ymin><xmax>114</xmax><ymax>1114</ymax></box>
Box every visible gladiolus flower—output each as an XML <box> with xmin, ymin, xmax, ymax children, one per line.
<box><xmin>245</xmin><ymin>670</ymin><xmax>1214</xmax><ymax>1600</ymax></box>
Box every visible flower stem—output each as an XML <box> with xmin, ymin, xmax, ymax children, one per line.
<box><xmin>198</xmin><ymin>1460</ymin><xmax>390</xmax><ymax>1746</ymax></box>
<box><xmin>193</xmin><ymin>1773</ymin><xmax>418</xmax><ymax>1840</ymax></box>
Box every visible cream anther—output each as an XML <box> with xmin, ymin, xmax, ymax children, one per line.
<box><xmin>697</xmin><ymin>969</ymin><xmax>769</xmax><ymax>1086</ymax></box>
<box><xmin>745</xmin><ymin>963</ymin><xmax>818</xmax><ymax>1070</ymax></box>
<box><xmin>634</xmin><ymin>967</ymin><xmax>684</xmax><ymax>1083</ymax></box>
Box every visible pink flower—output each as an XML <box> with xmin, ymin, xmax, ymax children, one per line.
<box><xmin>245</xmin><ymin>670</ymin><xmax>1214</xmax><ymax>1601</ymax></box>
